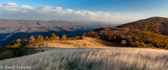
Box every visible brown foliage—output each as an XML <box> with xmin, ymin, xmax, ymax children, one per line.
<box><xmin>107</xmin><ymin>30</ymin><xmax>113</xmax><ymax>41</ymax></box>
<box><xmin>84</xmin><ymin>27</ymin><xmax>168</xmax><ymax>49</ymax></box>
<box><xmin>25</xmin><ymin>44</ymin><xmax>34</xmax><ymax>48</ymax></box>
<box><xmin>35</xmin><ymin>35</ymin><xmax>44</xmax><ymax>45</ymax></box>
<box><xmin>49</xmin><ymin>33</ymin><xmax>57</xmax><ymax>40</ymax></box>
<box><xmin>62</xmin><ymin>35</ymin><xmax>67</xmax><ymax>40</ymax></box>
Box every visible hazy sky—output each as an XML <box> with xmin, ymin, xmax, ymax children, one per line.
<box><xmin>0</xmin><ymin>0</ymin><xmax>168</xmax><ymax>24</ymax></box>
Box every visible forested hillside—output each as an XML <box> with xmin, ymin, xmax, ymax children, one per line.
<box><xmin>84</xmin><ymin>27</ymin><xmax>168</xmax><ymax>49</ymax></box>
<box><xmin>118</xmin><ymin>17</ymin><xmax>168</xmax><ymax>35</ymax></box>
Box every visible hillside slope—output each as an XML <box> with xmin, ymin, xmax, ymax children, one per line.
<box><xmin>83</xmin><ymin>27</ymin><xmax>168</xmax><ymax>49</ymax></box>
<box><xmin>118</xmin><ymin>17</ymin><xmax>168</xmax><ymax>35</ymax></box>
<box><xmin>0</xmin><ymin>48</ymin><xmax>168</xmax><ymax>70</ymax></box>
<box><xmin>43</xmin><ymin>37</ymin><xmax>120</xmax><ymax>48</ymax></box>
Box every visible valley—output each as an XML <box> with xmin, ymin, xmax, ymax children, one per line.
<box><xmin>0</xmin><ymin>19</ymin><xmax>115</xmax><ymax>47</ymax></box>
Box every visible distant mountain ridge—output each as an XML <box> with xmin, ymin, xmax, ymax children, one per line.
<box><xmin>118</xmin><ymin>17</ymin><xmax>168</xmax><ymax>35</ymax></box>
<box><xmin>0</xmin><ymin>19</ymin><xmax>114</xmax><ymax>33</ymax></box>
<box><xmin>0</xmin><ymin>19</ymin><xmax>115</xmax><ymax>47</ymax></box>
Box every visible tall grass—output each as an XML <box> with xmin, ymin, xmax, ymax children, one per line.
<box><xmin>0</xmin><ymin>48</ymin><xmax>168</xmax><ymax>70</ymax></box>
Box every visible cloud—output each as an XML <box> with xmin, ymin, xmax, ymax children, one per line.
<box><xmin>0</xmin><ymin>3</ymin><xmax>145</xmax><ymax>24</ymax></box>
<box><xmin>20</xmin><ymin>5</ymin><xmax>33</xmax><ymax>9</ymax></box>
<box><xmin>4</xmin><ymin>3</ymin><xmax>17</xmax><ymax>6</ymax></box>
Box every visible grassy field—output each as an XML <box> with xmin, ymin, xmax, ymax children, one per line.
<box><xmin>43</xmin><ymin>37</ymin><xmax>120</xmax><ymax>48</ymax></box>
<box><xmin>0</xmin><ymin>48</ymin><xmax>168</xmax><ymax>70</ymax></box>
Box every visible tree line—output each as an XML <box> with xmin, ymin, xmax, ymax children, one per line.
<box><xmin>0</xmin><ymin>33</ymin><xmax>70</xmax><ymax>60</ymax></box>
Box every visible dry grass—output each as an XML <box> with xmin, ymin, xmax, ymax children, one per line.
<box><xmin>44</xmin><ymin>37</ymin><xmax>120</xmax><ymax>48</ymax></box>
<box><xmin>0</xmin><ymin>48</ymin><xmax>168</xmax><ymax>70</ymax></box>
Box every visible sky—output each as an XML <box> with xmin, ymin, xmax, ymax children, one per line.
<box><xmin>0</xmin><ymin>0</ymin><xmax>168</xmax><ymax>24</ymax></box>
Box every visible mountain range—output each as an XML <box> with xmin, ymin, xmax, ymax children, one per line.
<box><xmin>0</xmin><ymin>19</ymin><xmax>115</xmax><ymax>33</ymax></box>
<box><xmin>0</xmin><ymin>20</ymin><xmax>115</xmax><ymax>47</ymax></box>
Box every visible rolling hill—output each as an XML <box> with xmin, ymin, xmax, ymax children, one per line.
<box><xmin>117</xmin><ymin>17</ymin><xmax>168</xmax><ymax>35</ymax></box>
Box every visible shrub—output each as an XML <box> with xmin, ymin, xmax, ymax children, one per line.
<box><xmin>0</xmin><ymin>50</ymin><xmax>14</xmax><ymax>60</ymax></box>
<box><xmin>25</xmin><ymin>44</ymin><xmax>34</xmax><ymax>48</ymax></box>
<box><xmin>120</xmin><ymin>40</ymin><xmax>127</xmax><ymax>46</ymax></box>
<box><xmin>35</xmin><ymin>35</ymin><xmax>44</xmax><ymax>45</ymax></box>
<box><xmin>62</xmin><ymin>35</ymin><xmax>67</xmax><ymax>40</ymax></box>
<box><xmin>11</xmin><ymin>42</ymin><xmax>21</xmax><ymax>48</ymax></box>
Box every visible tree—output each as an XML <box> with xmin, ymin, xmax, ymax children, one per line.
<box><xmin>83</xmin><ymin>33</ymin><xmax>87</xmax><ymax>36</ymax></box>
<box><xmin>90</xmin><ymin>31</ymin><xmax>96</xmax><ymax>35</ymax></box>
<box><xmin>16</xmin><ymin>39</ymin><xmax>21</xmax><ymax>42</ymax></box>
<box><xmin>11</xmin><ymin>42</ymin><xmax>21</xmax><ymax>48</ymax></box>
<box><xmin>3</xmin><ymin>45</ymin><xmax>11</xmax><ymax>48</ymax></box>
<box><xmin>113</xmin><ymin>36</ymin><xmax>117</xmax><ymax>40</ymax></box>
<box><xmin>56</xmin><ymin>36</ymin><xmax>60</xmax><ymax>40</ymax></box>
<box><xmin>107</xmin><ymin>30</ymin><xmax>113</xmax><ymax>41</ymax></box>
<box><xmin>45</xmin><ymin>36</ymin><xmax>50</xmax><ymax>41</ymax></box>
<box><xmin>35</xmin><ymin>35</ymin><xmax>44</xmax><ymax>45</ymax></box>
<box><xmin>25</xmin><ymin>44</ymin><xmax>34</xmax><ymax>48</ymax></box>
<box><xmin>49</xmin><ymin>33</ymin><xmax>57</xmax><ymax>40</ymax></box>
<box><xmin>87</xmin><ymin>31</ymin><xmax>96</xmax><ymax>37</ymax></box>
<box><xmin>28</xmin><ymin>35</ymin><xmax>35</xmax><ymax>44</ymax></box>
<box><xmin>0</xmin><ymin>50</ymin><xmax>14</xmax><ymax>60</ymax></box>
<box><xmin>62</xmin><ymin>35</ymin><xmax>67</xmax><ymax>40</ymax></box>
<box><xmin>120</xmin><ymin>40</ymin><xmax>127</xmax><ymax>46</ymax></box>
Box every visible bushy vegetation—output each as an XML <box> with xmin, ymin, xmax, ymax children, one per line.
<box><xmin>84</xmin><ymin>27</ymin><xmax>168</xmax><ymax>49</ymax></box>
<box><xmin>49</xmin><ymin>33</ymin><xmax>57</xmax><ymax>40</ymax></box>
<box><xmin>0</xmin><ymin>48</ymin><xmax>23</xmax><ymax>60</ymax></box>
